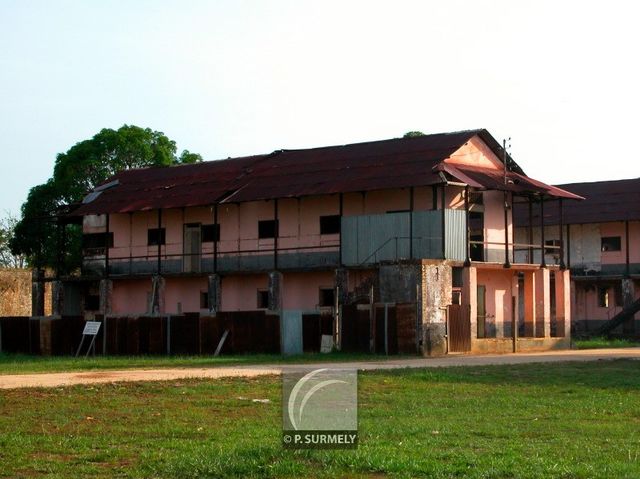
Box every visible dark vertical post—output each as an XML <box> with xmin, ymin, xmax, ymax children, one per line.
<box><xmin>157</xmin><ymin>209</ymin><xmax>162</xmax><ymax>274</ymax></box>
<box><xmin>274</xmin><ymin>199</ymin><xmax>279</xmax><ymax>270</ymax></box>
<box><xmin>528</xmin><ymin>196</ymin><xmax>533</xmax><ymax>264</ymax></box>
<box><xmin>55</xmin><ymin>220</ymin><xmax>63</xmax><ymax>279</ymax></box>
<box><xmin>105</xmin><ymin>214</ymin><xmax>110</xmax><ymax>278</ymax></box>
<box><xmin>409</xmin><ymin>187</ymin><xmax>414</xmax><ymax>259</ymax></box>
<box><xmin>539</xmin><ymin>198</ymin><xmax>546</xmax><ymax>267</ymax></box>
<box><xmin>432</xmin><ymin>185</ymin><xmax>438</xmax><ymax>210</ymax></box>
<box><xmin>558</xmin><ymin>199</ymin><xmax>565</xmax><ymax>269</ymax></box>
<box><xmin>441</xmin><ymin>185</ymin><xmax>446</xmax><ymax>259</ymax></box>
<box><xmin>339</xmin><ymin>193</ymin><xmax>344</xmax><ymax>266</ymax></box>
<box><xmin>566</xmin><ymin>224</ymin><xmax>571</xmax><ymax>269</ymax></box>
<box><xmin>213</xmin><ymin>204</ymin><xmax>218</xmax><ymax>273</ymax></box>
<box><xmin>625</xmin><ymin>220</ymin><xmax>630</xmax><ymax>277</ymax></box>
<box><xmin>464</xmin><ymin>185</ymin><xmax>471</xmax><ymax>266</ymax></box>
<box><xmin>503</xmin><ymin>191</ymin><xmax>511</xmax><ymax>268</ymax></box>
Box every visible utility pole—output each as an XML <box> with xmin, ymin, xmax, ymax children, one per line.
<box><xmin>503</xmin><ymin>137</ymin><xmax>512</xmax><ymax>269</ymax></box>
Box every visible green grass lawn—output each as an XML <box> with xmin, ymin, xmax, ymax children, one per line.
<box><xmin>1</xmin><ymin>360</ymin><xmax>639</xmax><ymax>478</ymax></box>
<box><xmin>0</xmin><ymin>352</ymin><xmax>406</xmax><ymax>375</ymax></box>
<box><xmin>573</xmin><ymin>337</ymin><xmax>639</xmax><ymax>350</ymax></box>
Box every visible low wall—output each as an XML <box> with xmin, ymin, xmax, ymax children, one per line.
<box><xmin>0</xmin><ymin>313</ymin><xmax>281</xmax><ymax>356</ymax></box>
<box><xmin>470</xmin><ymin>337</ymin><xmax>571</xmax><ymax>354</ymax></box>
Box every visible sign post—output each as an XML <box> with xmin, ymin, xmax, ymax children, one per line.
<box><xmin>75</xmin><ymin>321</ymin><xmax>102</xmax><ymax>358</ymax></box>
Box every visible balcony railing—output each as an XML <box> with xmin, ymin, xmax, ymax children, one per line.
<box><xmin>83</xmin><ymin>244</ymin><xmax>341</xmax><ymax>277</ymax></box>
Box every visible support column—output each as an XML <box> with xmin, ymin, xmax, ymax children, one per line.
<box><xmin>99</xmin><ymin>278</ymin><xmax>113</xmax><ymax>315</ymax></box>
<box><xmin>420</xmin><ymin>261</ymin><xmax>452</xmax><ymax>357</ymax></box>
<box><xmin>462</xmin><ymin>266</ymin><xmax>477</xmax><ymax>339</ymax></box>
<box><xmin>534</xmin><ymin>268</ymin><xmax>550</xmax><ymax>338</ymax></box>
<box><xmin>51</xmin><ymin>280</ymin><xmax>64</xmax><ymax>317</ymax></box>
<box><xmin>268</xmin><ymin>271</ymin><xmax>282</xmax><ymax>312</ymax></box>
<box><xmin>335</xmin><ymin>268</ymin><xmax>349</xmax><ymax>305</ymax></box>
<box><xmin>207</xmin><ymin>274</ymin><xmax>221</xmax><ymax>315</ymax></box>
<box><xmin>31</xmin><ymin>269</ymin><xmax>45</xmax><ymax>317</ymax></box>
<box><xmin>555</xmin><ymin>269</ymin><xmax>571</xmax><ymax>338</ymax></box>
<box><xmin>149</xmin><ymin>275</ymin><xmax>165</xmax><ymax>315</ymax></box>
<box><xmin>622</xmin><ymin>278</ymin><xmax>636</xmax><ymax>336</ymax></box>
<box><xmin>523</xmin><ymin>271</ymin><xmax>535</xmax><ymax>337</ymax></box>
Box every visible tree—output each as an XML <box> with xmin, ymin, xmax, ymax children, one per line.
<box><xmin>0</xmin><ymin>212</ymin><xmax>26</xmax><ymax>268</ymax></box>
<box><xmin>10</xmin><ymin>125</ymin><xmax>202</xmax><ymax>271</ymax></box>
<box><xmin>403</xmin><ymin>131</ymin><xmax>426</xmax><ymax>138</ymax></box>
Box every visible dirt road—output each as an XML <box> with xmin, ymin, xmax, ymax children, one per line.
<box><xmin>1</xmin><ymin>348</ymin><xmax>639</xmax><ymax>389</ymax></box>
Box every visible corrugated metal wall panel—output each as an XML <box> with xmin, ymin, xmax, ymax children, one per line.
<box><xmin>342</xmin><ymin>213</ymin><xmax>410</xmax><ymax>265</ymax></box>
<box><xmin>342</xmin><ymin>210</ymin><xmax>465</xmax><ymax>265</ymax></box>
<box><xmin>444</xmin><ymin>209</ymin><xmax>466</xmax><ymax>261</ymax></box>
<box><xmin>412</xmin><ymin>211</ymin><xmax>443</xmax><ymax>259</ymax></box>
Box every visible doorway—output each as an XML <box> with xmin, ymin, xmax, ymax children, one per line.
<box><xmin>183</xmin><ymin>223</ymin><xmax>201</xmax><ymax>273</ymax></box>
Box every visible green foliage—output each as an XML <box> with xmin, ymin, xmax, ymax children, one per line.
<box><xmin>11</xmin><ymin>125</ymin><xmax>201</xmax><ymax>269</ymax></box>
<box><xmin>0</xmin><ymin>212</ymin><xmax>26</xmax><ymax>268</ymax></box>
<box><xmin>403</xmin><ymin>130</ymin><xmax>426</xmax><ymax>138</ymax></box>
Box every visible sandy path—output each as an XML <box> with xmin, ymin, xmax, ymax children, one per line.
<box><xmin>1</xmin><ymin>348</ymin><xmax>639</xmax><ymax>389</ymax></box>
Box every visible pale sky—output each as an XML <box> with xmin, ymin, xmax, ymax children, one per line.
<box><xmin>1</xmin><ymin>0</ymin><xmax>639</xmax><ymax>216</ymax></box>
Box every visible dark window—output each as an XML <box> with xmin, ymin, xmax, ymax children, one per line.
<box><xmin>601</xmin><ymin>236</ymin><xmax>621</xmax><ymax>252</ymax></box>
<box><xmin>545</xmin><ymin>239</ymin><xmax>561</xmax><ymax>255</ymax></box>
<box><xmin>614</xmin><ymin>284</ymin><xmax>623</xmax><ymax>307</ymax></box>
<box><xmin>452</xmin><ymin>267</ymin><xmax>463</xmax><ymax>287</ymax></box>
<box><xmin>319</xmin><ymin>288</ymin><xmax>335</xmax><ymax>307</ymax></box>
<box><xmin>258</xmin><ymin>220</ymin><xmax>278</xmax><ymax>239</ymax></box>
<box><xmin>201</xmin><ymin>224</ymin><xmax>220</xmax><ymax>242</ymax></box>
<box><xmin>82</xmin><ymin>232</ymin><xmax>114</xmax><ymax>250</ymax></box>
<box><xmin>148</xmin><ymin>228</ymin><xmax>166</xmax><ymax>246</ymax></box>
<box><xmin>200</xmin><ymin>291</ymin><xmax>209</xmax><ymax>309</ymax></box>
<box><xmin>452</xmin><ymin>290</ymin><xmax>462</xmax><ymax>305</ymax></box>
<box><xmin>320</xmin><ymin>215</ymin><xmax>341</xmax><ymax>235</ymax></box>
<box><xmin>470</xmin><ymin>234</ymin><xmax>484</xmax><ymax>262</ymax></box>
<box><xmin>597</xmin><ymin>287</ymin><xmax>609</xmax><ymax>308</ymax></box>
<box><xmin>85</xmin><ymin>294</ymin><xmax>100</xmax><ymax>311</ymax></box>
<box><xmin>257</xmin><ymin>289</ymin><xmax>269</xmax><ymax>309</ymax></box>
<box><xmin>469</xmin><ymin>192</ymin><xmax>483</xmax><ymax>205</ymax></box>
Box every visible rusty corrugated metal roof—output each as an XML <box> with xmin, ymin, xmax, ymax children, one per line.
<box><xmin>515</xmin><ymin>178</ymin><xmax>640</xmax><ymax>226</ymax></box>
<box><xmin>70</xmin><ymin>129</ymin><xmax>580</xmax><ymax>216</ymax></box>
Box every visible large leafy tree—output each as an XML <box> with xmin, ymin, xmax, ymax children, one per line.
<box><xmin>10</xmin><ymin>125</ymin><xmax>202</xmax><ymax>272</ymax></box>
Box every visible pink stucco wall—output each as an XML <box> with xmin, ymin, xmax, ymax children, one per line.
<box><xmin>112</xmin><ymin>279</ymin><xmax>149</xmax><ymax>314</ymax></box>
<box><xmin>477</xmin><ymin>268</ymin><xmax>515</xmax><ymax>334</ymax></box>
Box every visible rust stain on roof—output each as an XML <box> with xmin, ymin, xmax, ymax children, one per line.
<box><xmin>70</xmin><ymin>129</ymin><xmax>581</xmax><ymax>216</ymax></box>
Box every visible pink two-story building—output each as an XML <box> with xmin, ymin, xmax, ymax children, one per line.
<box><xmin>515</xmin><ymin>178</ymin><xmax>640</xmax><ymax>336</ymax></box>
<box><xmin>55</xmin><ymin>129</ymin><xmax>581</xmax><ymax>355</ymax></box>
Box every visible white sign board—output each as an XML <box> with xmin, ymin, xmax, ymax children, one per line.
<box><xmin>82</xmin><ymin>321</ymin><xmax>101</xmax><ymax>336</ymax></box>
<box><xmin>320</xmin><ymin>334</ymin><xmax>334</xmax><ymax>354</ymax></box>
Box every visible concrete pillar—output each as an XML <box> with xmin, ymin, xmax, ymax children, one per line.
<box><xmin>523</xmin><ymin>271</ymin><xmax>535</xmax><ymax>337</ymax></box>
<box><xmin>31</xmin><ymin>269</ymin><xmax>45</xmax><ymax>317</ymax></box>
<box><xmin>268</xmin><ymin>271</ymin><xmax>282</xmax><ymax>311</ymax></box>
<box><xmin>99</xmin><ymin>279</ymin><xmax>113</xmax><ymax>315</ymax></box>
<box><xmin>622</xmin><ymin>278</ymin><xmax>636</xmax><ymax>336</ymax></box>
<box><xmin>510</xmin><ymin>273</ymin><xmax>520</xmax><ymax>339</ymax></box>
<box><xmin>462</xmin><ymin>266</ymin><xmax>477</xmax><ymax>339</ymax></box>
<box><xmin>51</xmin><ymin>280</ymin><xmax>64</xmax><ymax>317</ymax></box>
<box><xmin>335</xmin><ymin>268</ymin><xmax>349</xmax><ymax>304</ymax></box>
<box><xmin>149</xmin><ymin>275</ymin><xmax>165</xmax><ymax>315</ymax></box>
<box><xmin>207</xmin><ymin>274</ymin><xmax>221</xmax><ymax>315</ymax></box>
<box><xmin>555</xmin><ymin>269</ymin><xmax>571</xmax><ymax>338</ymax></box>
<box><xmin>421</xmin><ymin>261</ymin><xmax>451</xmax><ymax>357</ymax></box>
<box><xmin>534</xmin><ymin>268</ymin><xmax>550</xmax><ymax>338</ymax></box>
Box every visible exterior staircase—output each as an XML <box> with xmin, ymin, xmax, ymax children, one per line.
<box><xmin>594</xmin><ymin>297</ymin><xmax>640</xmax><ymax>336</ymax></box>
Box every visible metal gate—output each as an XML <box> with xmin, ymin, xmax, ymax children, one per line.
<box><xmin>448</xmin><ymin>304</ymin><xmax>471</xmax><ymax>352</ymax></box>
